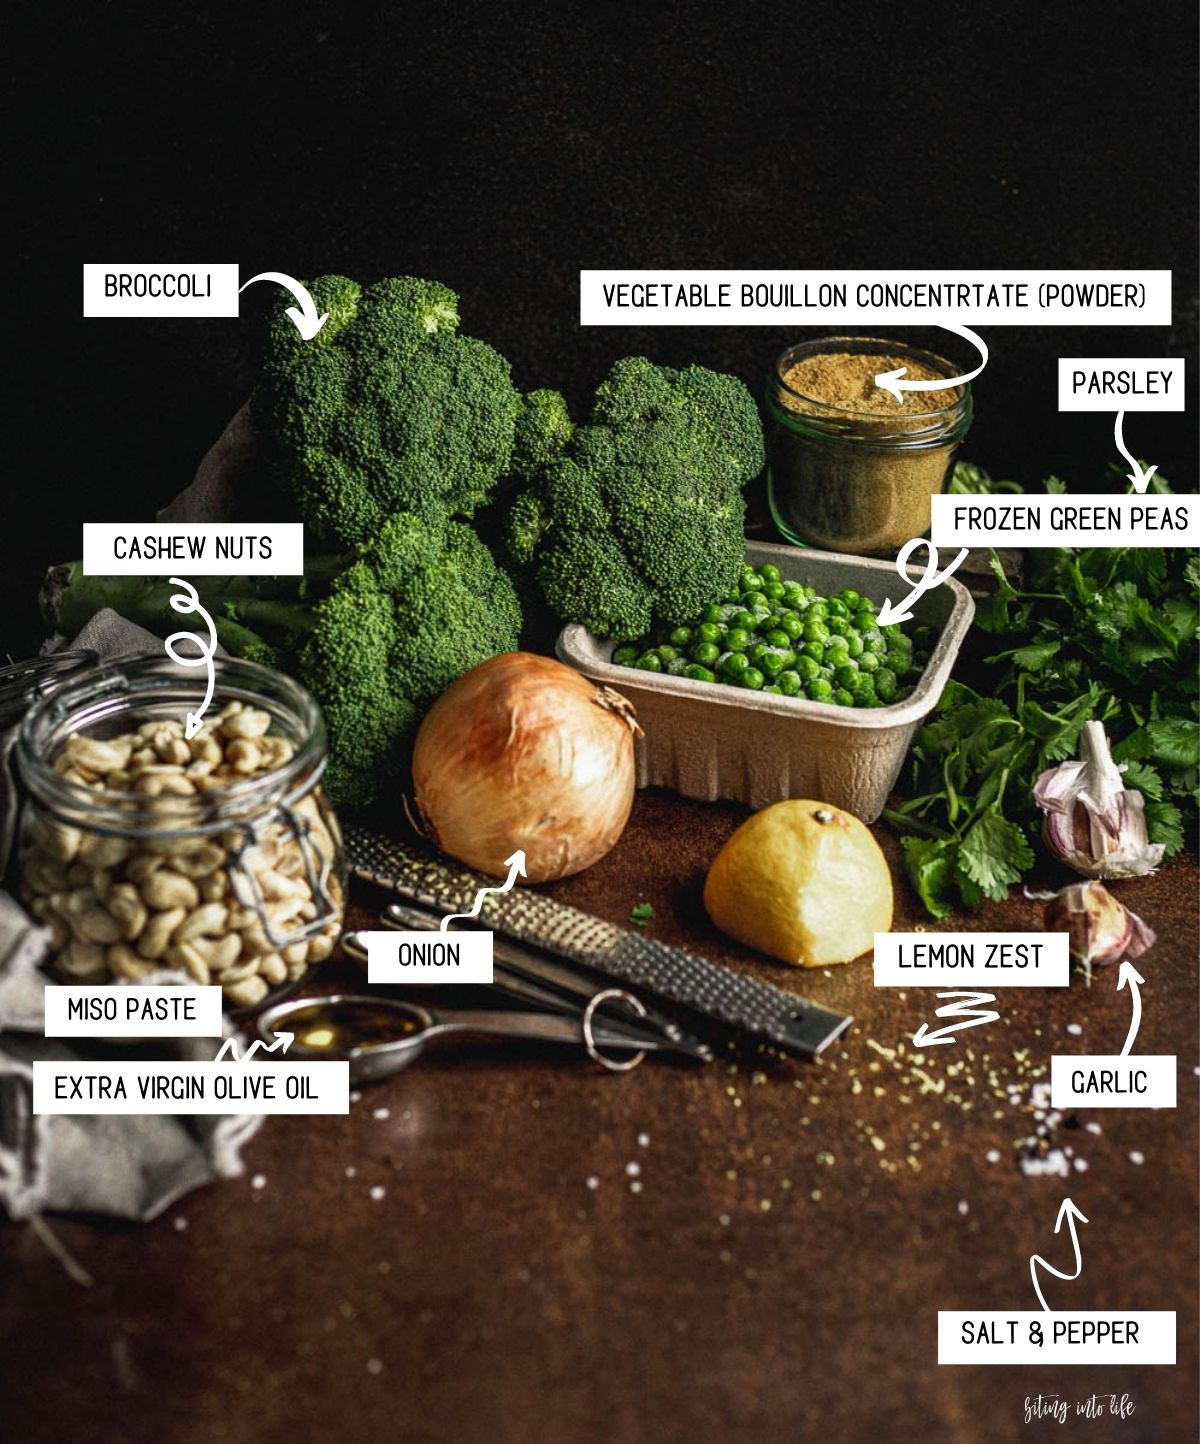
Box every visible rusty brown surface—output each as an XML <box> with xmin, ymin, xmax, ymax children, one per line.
<box><xmin>2</xmin><ymin>790</ymin><xmax>1196</xmax><ymax>1444</ymax></box>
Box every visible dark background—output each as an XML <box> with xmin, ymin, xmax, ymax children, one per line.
<box><xmin>8</xmin><ymin>1</ymin><xmax>1198</xmax><ymax>655</ymax></box>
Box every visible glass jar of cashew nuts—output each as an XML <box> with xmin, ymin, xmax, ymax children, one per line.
<box><xmin>15</xmin><ymin>654</ymin><xmax>345</xmax><ymax>1011</ymax></box>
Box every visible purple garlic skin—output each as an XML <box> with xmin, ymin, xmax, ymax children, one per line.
<box><xmin>1034</xmin><ymin>721</ymin><xmax>1165</xmax><ymax>879</ymax></box>
<box><xmin>1043</xmin><ymin>880</ymin><xmax>1156</xmax><ymax>969</ymax></box>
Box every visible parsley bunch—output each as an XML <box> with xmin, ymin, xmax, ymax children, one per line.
<box><xmin>889</xmin><ymin>470</ymin><xmax>1198</xmax><ymax>918</ymax></box>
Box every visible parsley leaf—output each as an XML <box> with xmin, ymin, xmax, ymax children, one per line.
<box><xmin>628</xmin><ymin>902</ymin><xmax>655</xmax><ymax>928</ymax></box>
<box><xmin>956</xmin><ymin>811</ymin><xmax>1035</xmax><ymax>901</ymax></box>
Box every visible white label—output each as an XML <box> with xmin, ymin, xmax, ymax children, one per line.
<box><xmin>82</xmin><ymin>523</ymin><xmax>305</xmax><ymax>575</ymax></box>
<box><xmin>930</xmin><ymin>493</ymin><xmax>1199</xmax><ymax>549</ymax></box>
<box><xmin>1050</xmin><ymin>1054</ymin><xmax>1176</xmax><ymax>1109</ymax></box>
<box><xmin>83</xmin><ymin>263</ymin><xmax>240</xmax><ymax>317</ymax></box>
<box><xmin>1057</xmin><ymin>357</ymin><xmax>1184</xmax><ymax>411</ymax></box>
<box><xmin>364</xmin><ymin>930</ymin><xmax>493</xmax><ymax>986</ymax></box>
<box><xmin>938</xmin><ymin>1311</ymin><xmax>1175</xmax><ymax>1365</ymax></box>
<box><xmin>32</xmin><ymin>1060</ymin><xmax>349</xmax><ymax>1115</ymax></box>
<box><xmin>579</xmin><ymin>270</ymin><xmax>1172</xmax><ymax>326</ymax></box>
<box><xmin>873</xmin><ymin>932</ymin><xmax>1069</xmax><ymax>988</ymax></box>
<box><xmin>44</xmin><ymin>985</ymin><xmax>223</xmax><ymax>1038</ymax></box>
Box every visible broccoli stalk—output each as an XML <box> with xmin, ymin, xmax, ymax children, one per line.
<box><xmin>40</xmin><ymin>560</ymin><xmax>346</xmax><ymax>640</ymax></box>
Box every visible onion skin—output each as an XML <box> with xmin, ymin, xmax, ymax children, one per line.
<box><xmin>412</xmin><ymin>652</ymin><xmax>642</xmax><ymax>883</ymax></box>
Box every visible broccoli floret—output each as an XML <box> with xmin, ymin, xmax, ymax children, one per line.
<box><xmin>507</xmin><ymin>358</ymin><xmax>763</xmax><ymax>639</ymax></box>
<box><xmin>255</xmin><ymin>274</ymin><xmax>521</xmax><ymax>547</ymax></box>
<box><xmin>510</xmin><ymin>389</ymin><xmax>575</xmax><ymax>482</ymax></box>
<box><xmin>297</xmin><ymin>511</ymin><xmax>521</xmax><ymax>805</ymax></box>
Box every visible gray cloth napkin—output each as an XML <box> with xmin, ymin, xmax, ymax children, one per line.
<box><xmin>0</xmin><ymin>611</ymin><xmax>262</xmax><ymax>1222</ymax></box>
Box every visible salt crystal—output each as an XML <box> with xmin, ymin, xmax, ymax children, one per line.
<box><xmin>957</xmin><ymin>1200</ymin><xmax>969</xmax><ymax>1215</ymax></box>
<box><xmin>1129</xmin><ymin>1150</ymin><xmax>1145</xmax><ymax>1166</ymax></box>
<box><xmin>366</xmin><ymin>1359</ymin><xmax>383</xmax><ymax>1376</ymax></box>
<box><xmin>719</xmin><ymin>1214</ymin><xmax>730</xmax><ymax>1227</ymax></box>
<box><xmin>173</xmin><ymin>1216</ymin><xmax>188</xmax><ymax>1231</ymax></box>
<box><xmin>1073</xmin><ymin>1158</ymin><xmax>1089</xmax><ymax>1172</ymax></box>
<box><xmin>369</xmin><ymin>1185</ymin><xmax>386</xmax><ymax>1201</ymax></box>
<box><xmin>345</xmin><ymin>1166</ymin><xmax>357</xmax><ymax>1178</ymax></box>
<box><xmin>986</xmin><ymin>1149</ymin><xmax>1001</xmax><ymax>1164</ymax></box>
<box><xmin>251</xmin><ymin>1174</ymin><xmax>266</xmax><ymax>1190</ymax></box>
<box><xmin>350</xmin><ymin>1091</ymin><xmax>362</xmax><ymax>1103</ymax></box>
<box><xmin>1066</xmin><ymin>1023</ymin><xmax>1083</xmax><ymax>1036</ymax></box>
<box><xmin>585</xmin><ymin>1176</ymin><xmax>599</xmax><ymax>1191</ymax></box>
<box><xmin>636</xmin><ymin>1133</ymin><xmax>650</xmax><ymax>1148</ymax></box>
<box><xmin>1085</xmin><ymin>1122</ymin><xmax>1102</xmax><ymax>1136</ymax></box>
<box><xmin>629</xmin><ymin>1180</ymin><xmax>643</xmax><ymax>1194</ymax></box>
<box><xmin>373</xmin><ymin>1107</ymin><xmax>390</xmax><ymax>1120</ymax></box>
<box><xmin>625</xmin><ymin>1161</ymin><xmax>641</xmax><ymax>1177</ymax></box>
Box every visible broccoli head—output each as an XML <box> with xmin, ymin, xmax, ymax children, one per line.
<box><xmin>505</xmin><ymin>358</ymin><xmax>764</xmax><ymax>639</ymax></box>
<box><xmin>255</xmin><ymin>274</ymin><xmax>522</xmax><ymax>548</ymax></box>
<box><xmin>297</xmin><ymin>510</ymin><xmax>521</xmax><ymax>806</ymax></box>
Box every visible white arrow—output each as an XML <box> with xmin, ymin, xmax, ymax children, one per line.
<box><xmin>875</xmin><ymin>537</ymin><xmax>970</xmax><ymax>627</ymax></box>
<box><xmin>1030</xmin><ymin>1197</ymin><xmax>1089</xmax><ymax>1312</ymax></box>
<box><xmin>239</xmin><ymin>271</ymin><xmax>328</xmax><ymax>341</ymax></box>
<box><xmin>875</xmin><ymin>323</ymin><xmax>988</xmax><ymax>404</ymax></box>
<box><xmin>1113</xmin><ymin>411</ymin><xmax>1158</xmax><ymax>494</ymax></box>
<box><xmin>911</xmin><ymin>990</ymin><xmax>999</xmax><ymax>1048</ymax></box>
<box><xmin>439</xmin><ymin>851</ymin><xmax>528</xmax><ymax>931</ymax></box>
<box><xmin>164</xmin><ymin>577</ymin><xmax>217</xmax><ymax>738</ymax></box>
<box><xmin>1117</xmin><ymin>960</ymin><xmax>1145</xmax><ymax>1056</ymax></box>
<box><xmin>214</xmin><ymin>1031</ymin><xmax>295</xmax><ymax>1063</ymax></box>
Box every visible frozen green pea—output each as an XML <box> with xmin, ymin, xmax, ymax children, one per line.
<box><xmin>691</xmin><ymin>641</ymin><xmax>720</xmax><ymax>666</ymax></box>
<box><xmin>635</xmin><ymin>652</ymin><xmax>662</xmax><ymax>672</ymax></box>
<box><xmin>806</xmin><ymin>678</ymin><xmax>833</xmax><ymax>701</ymax></box>
<box><xmin>684</xmin><ymin>663</ymin><xmax>716</xmax><ymax>683</ymax></box>
<box><xmin>741</xmin><ymin>667</ymin><xmax>765</xmax><ymax>690</ymax></box>
<box><xmin>832</xmin><ymin>687</ymin><xmax>854</xmax><ymax>706</ymax></box>
<box><xmin>612</xmin><ymin>645</ymin><xmax>638</xmax><ymax>667</ymax></box>
<box><xmin>778</xmin><ymin>670</ymin><xmax>802</xmax><ymax>697</ymax></box>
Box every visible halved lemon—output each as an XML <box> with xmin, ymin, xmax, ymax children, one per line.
<box><xmin>703</xmin><ymin>799</ymin><xmax>893</xmax><ymax>967</ymax></box>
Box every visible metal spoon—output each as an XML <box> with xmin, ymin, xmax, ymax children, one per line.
<box><xmin>256</xmin><ymin>992</ymin><xmax>663</xmax><ymax>1082</ymax></box>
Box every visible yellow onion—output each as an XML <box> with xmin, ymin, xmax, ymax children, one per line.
<box><xmin>412</xmin><ymin>652</ymin><xmax>642</xmax><ymax>883</ymax></box>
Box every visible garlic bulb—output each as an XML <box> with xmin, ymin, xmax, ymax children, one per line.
<box><xmin>1043</xmin><ymin>880</ymin><xmax>1156</xmax><ymax>982</ymax></box>
<box><xmin>1033</xmin><ymin>721</ymin><xmax>1164</xmax><ymax>878</ymax></box>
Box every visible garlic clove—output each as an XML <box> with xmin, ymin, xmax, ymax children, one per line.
<box><xmin>1034</xmin><ymin>721</ymin><xmax>1164</xmax><ymax>879</ymax></box>
<box><xmin>1043</xmin><ymin>880</ymin><xmax>1156</xmax><ymax>978</ymax></box>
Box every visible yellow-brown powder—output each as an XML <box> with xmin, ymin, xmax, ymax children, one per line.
<box><xmin>782</xmin><ymin>351</ymin><xmax>960</xmax><ymax>415</ymax></box>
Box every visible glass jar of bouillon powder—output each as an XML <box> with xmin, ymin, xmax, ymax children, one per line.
<box><xmin>765</xmin><ymin>337</ymin><xmax>973</xmax><ymax>555</ymax></box>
